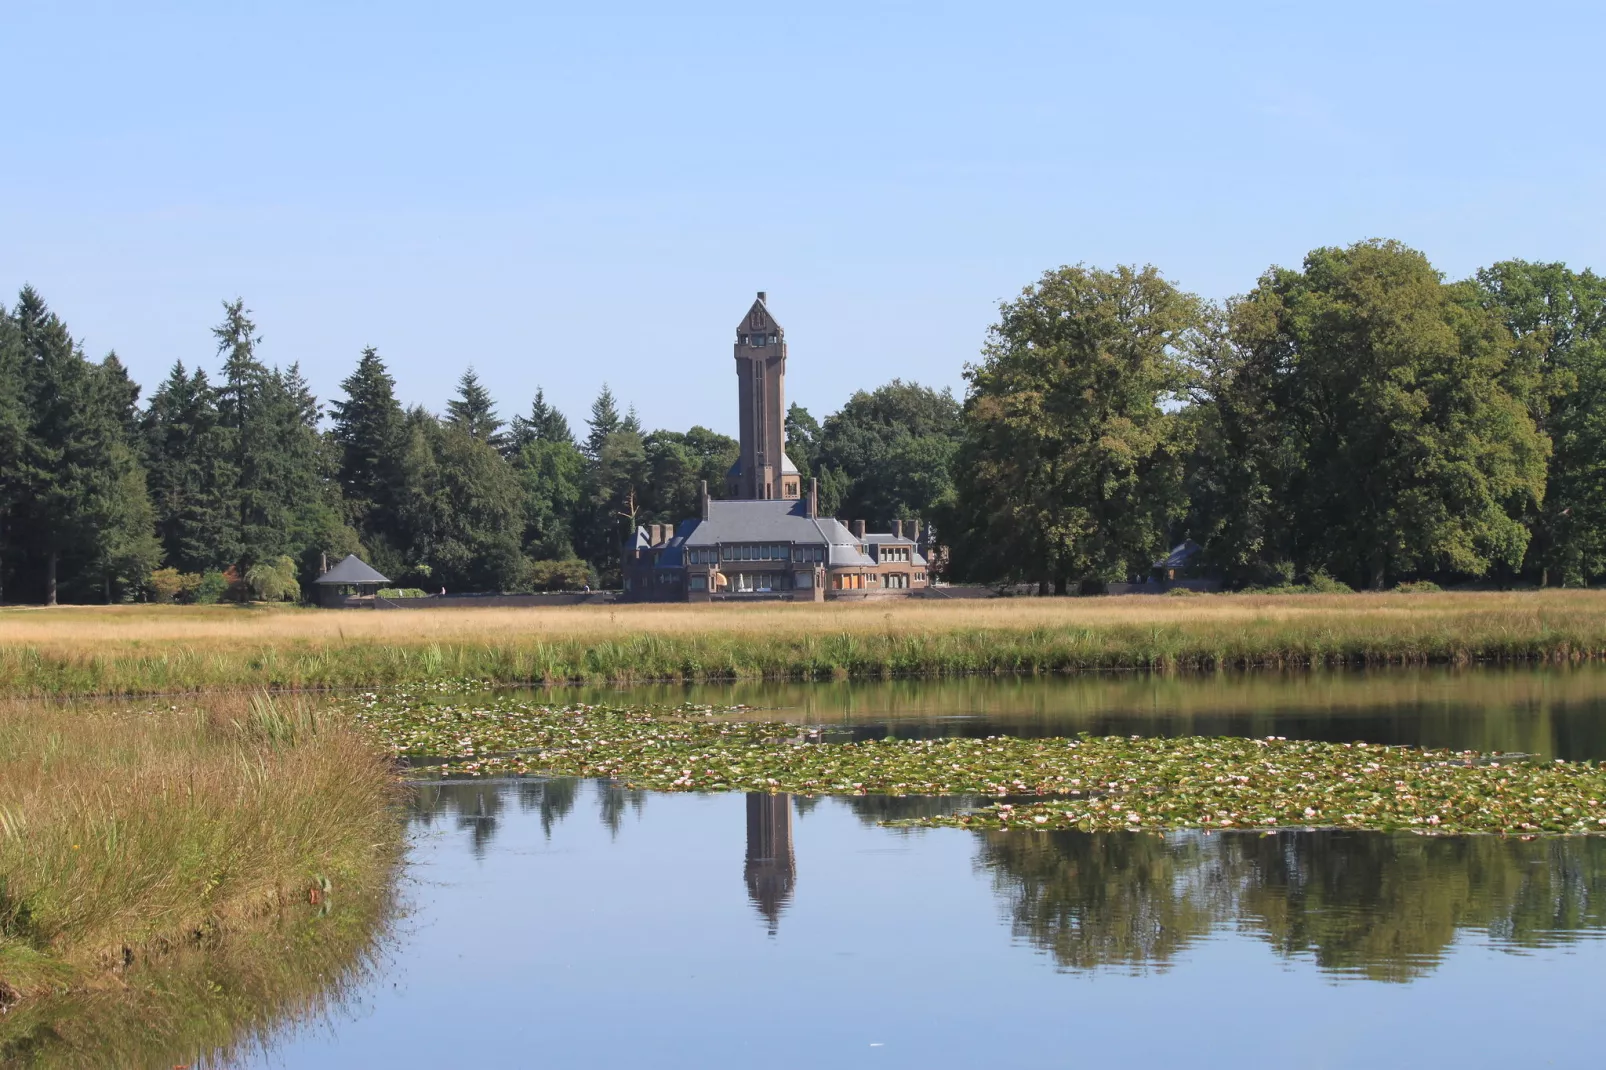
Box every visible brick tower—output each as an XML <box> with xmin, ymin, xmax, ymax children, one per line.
<box><xmin>729</xmin><ymin>292</ymin><xmax>800</xmax><ymax>500</ymax></box>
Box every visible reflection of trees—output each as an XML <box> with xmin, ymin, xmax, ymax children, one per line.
<box><xmin>838</xmin><ymin>794</ymin><xmax>985</xmax><ymax>827</ymax></box>
<box><xmin>980</xmin><ymin>832</ymin><xmax>1224</xmax><ymax>972</ymax></box>
<box><xmin>979</xmin><ymin>830</ymin><xmax>1606</xmax><ymax>980</ymax></box>
<box><xmin>410</xmin><ymin>779</ymin><xmax>638</xmax><ymax>852</ymax></box>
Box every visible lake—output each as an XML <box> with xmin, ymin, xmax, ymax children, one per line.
<box><xmin>13</xmin><ymin>666</ymin><xmax>1606</xmax><ymax>1068</ymax></box>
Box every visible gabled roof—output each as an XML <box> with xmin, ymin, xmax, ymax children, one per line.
<box><xmin>735</xmin><ymin>294</ymin><xmax>782</xmax><ymax>335</ymax></box>
<box><xmin>314</xmin><ymin>554</ymin><xmax>391</xmax><ymax>585</ymax></box>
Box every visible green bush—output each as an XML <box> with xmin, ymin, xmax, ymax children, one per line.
<box><xmin>1394</xmin><ymin>580</ymin><xmax>1442</xmax><ymax>594</ymax></box>
<box><xmin>377</xmin><ymin>588</ymin><xmax>429</xmax><ymax>599</ymax></box>
<box><xmin>192</xmin><ymin>571</ymin><xmax>229</xmax><ymax>605</ymax></box>
<box><xmin>1303</xmin><ymin>571</ymin><xmax>1354</xmax><ymax>594</ymax></box>
<box><xmin>244</xmin><ymin>556</ymin><xmax>301</xmax><ymax>603</ymax></box>
<box><xmin>529</xmin><ymin>559</ymin><xmax>591</xmax><ymax>592</ymax></box>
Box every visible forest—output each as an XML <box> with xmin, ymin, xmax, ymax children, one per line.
<box><xmin>0</xmin><ymin>238</ymin><xmax>1601</xmax><ymax>603</ymax></box>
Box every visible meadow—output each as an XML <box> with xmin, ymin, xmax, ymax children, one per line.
<box><xmin>2</xmin><ymin>590</ymin><xmax>1606</xmax><ymax>696</ymax></box>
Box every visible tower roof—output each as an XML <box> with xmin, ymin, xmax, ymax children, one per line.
<box><xmin>735</xmin><ymin>291</ymin><xmax>782</xmax><ymax>334</ymax></box>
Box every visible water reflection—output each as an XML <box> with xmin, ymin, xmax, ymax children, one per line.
<box><xmin>0</xmin><ymin>880</ymin><xmax>393</xmax><ymax>1069</ymax></box>
<box><xmin>744</xmin><ymin>793</ymin><xmax>795</xmax><ymax>933</ymax></box>
<box><xmin>981</xmin><ymin>829</ymin><xmax>1606</xmax><ymax>981</ymax></box>
<box><xmin>407</xmin><ymin>779</ymin><xmax>1606</xmax><ymax>982</ymax></box>
<box><xmin>541</xmin><ymin>664</ymin><xmax>1606</xmax><ymax>760</ymax></box>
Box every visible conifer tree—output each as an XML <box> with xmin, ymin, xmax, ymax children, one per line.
<box><xmin>331</xmin><ymin>346</ymin><xmax>407</xmax><ymax>547</ymax></box>
<box><xmin>7</xmin><ymin>287</ymin><xmax>157</xmax><ymax>603</ymax></box>
<box><xmin>584</xmin><ymin>384</ymin><xmax>622</xmax><ymax>459</ymax></box>
<box><xmin>445</xmin><ymin>367</ymin><xmax>506</xmax><ymax>449</ymax></box>
<box><xmin>142</xmin><ymin>362</ymin><xmax>241</xmax><ymax>572</ymax></box>
<box><xmin>509</xmin><ymin>387</ymin><xmax>574</xmax><ymax>450</ymax></box>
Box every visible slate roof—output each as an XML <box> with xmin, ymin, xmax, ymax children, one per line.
<box><xmin>676</xmin><ymin>500</ymin><xmax>875</xmax><ymax>567</ymax></box>
<box><xmin>314</xmin><ymin>554</ymin><xmax>391</xmax><ymax>585</ymax></box>
<box><xmin>1155</xmin><ymin>539</ymin><xmax>1202</xmax><ymax>570</ymax></box>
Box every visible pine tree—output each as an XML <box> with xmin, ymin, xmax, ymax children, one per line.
<box><xmin>331</xmin><ymin>346</ymin><xmax>407</xmax><ymax>544</ymax></box>
<box><xmin>509</xmin><ymin>387</ymin><xmax>574</xmax><ymax>451</ymax></box>
<box><xmin>142</xmin><ymin>361</ymin><xmax>241</xmax><ymax>572</ymax></box>
<box><xmin>584</xmin><ymin>384</ymin><xmax>622</xmax><ymax>459</ymax></box>
<box><xmin>8</xmin><ymin>287</ymin><xmax>157</xmax><ymax>603</ymax></box>
<box><xmin>445</xmin><ymin>367</ymin><xmax>506</xmax><ymax>449</ymax></box>
<box><xmin>0</xmin><ymin>303</ymin><xmax>27</xmax><ymax>603</ymax></box>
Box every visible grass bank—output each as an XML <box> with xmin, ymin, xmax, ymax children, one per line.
<box><xmin>5</xmin><ymin>591</ymin><xmax>1606</xmax><ymax>696</ymax></box>
<box><xmin>0</xmin><ymin>694</ymin><xmax>403</xmax><ymax>1009</ymax></box>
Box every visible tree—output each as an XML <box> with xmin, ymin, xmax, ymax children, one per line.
<box><xmin>509</xmin><ymin>387</ymin><xmax>574</xmax><ymax>452</ymax></box>
<box><xmin>1233</xmin><ymin>241</ymin><xmax>1546</xmax><ymax>588</ymax></box>
<box><xmin>577</xmin><ymin>427</ymin><xmax>648</xmax><ymax>575</ymax></box>
<box><xmin>583</xmin><ymin>384</ymin><xmax>622</xmax><ymax>459</ymax></box>
<box><xmin>142</xmin><ymin>362</ymin><xmax>240</xmax><ymax>573</ymax></box>
<box><xmin>784</xmin><ymin>403</ymin><xmax>821</xmax><ymax>485</ymax></box>
<box><xmin>512</xmin><ymin>433</ymin><xmax>586</xmax><ymax>561</ymax></box>
<box><xmin>391</xmin><ymin>412</ymin><xmax>527</xmax><ymax>591</ymax></box>
<box><xmin>1476</xmin><ymin>261</ymin><xmax>1606</xmax><ymax>584</ymax></box>
<box><xmin>211</xmin><ymin>299</ymin><xmax>358</xmax><ymax>581</ymax></box>
<box><xmin>640</xmin><ymin>426</ymin><xmax>737</xmax><ymax>522</ymax></box>
<box><xmin>445</xmin><ymin>366</ymin><xmax>506</xmax><ymax>449</ymax></box>
<box><xmin>331</xmin><ymin>346</ymin><xmax>407</xmax><ymax>556</ymax></box>
<box><xmin>0</xmin><ymin>302</ymin><xmax>29</xmax><ymax>603</ymax></box>
<box><xmin>6</xmin><ymin>287</ymin><xmax>158</xmax><ymax>603</ymax></box>
<box><xmin>949</xmin><ymin>265</ymin><xmax>1199</xmax><ymax>592</ymax></box>
<box><xmin>816</xmin><ymin>380</ymin><xmax>961</xmax><ymax>524</ymax></box>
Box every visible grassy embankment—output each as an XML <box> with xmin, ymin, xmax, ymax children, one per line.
<box><xmin>6</xmin><ymin>590</ymin><xmax>1606</xmax><ymax>696</ymax></box>
<box><xmin>0</xmin><ymin>693</ymin><xmax>402</xmax><ymax>1011</ymax></box>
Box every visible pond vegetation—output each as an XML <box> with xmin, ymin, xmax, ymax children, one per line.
<box><xmin>361</xmin><ymin>693</ymin><xmax>1606</xmax><ymax>836</ymax></box>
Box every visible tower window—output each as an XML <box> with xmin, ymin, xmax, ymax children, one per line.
<box><xmin>740</xmin><ymin>334</ymin><xmax>748</xmax><ymax>345</ymax></box>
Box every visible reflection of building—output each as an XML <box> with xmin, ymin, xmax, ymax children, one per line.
<box><xmin>623</xmin><ymin>293</ymin><xmax>931</xmax><ymax>602</ymax></box>
<box><xmin>744</xmin><ymin>793</ymin><xmax>796</xmax><ymax>933</ymax></box>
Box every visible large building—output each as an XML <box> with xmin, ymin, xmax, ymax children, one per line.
<box><xmin>623</xmin><ymin>293</ymin><xmax>930</xmax><ymax>602</ymax></box>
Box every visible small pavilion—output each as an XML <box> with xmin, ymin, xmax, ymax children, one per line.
<box><xmin>313</xmin><ymin>554</ymin><xmax>391</xmax><ymax>608</ymax></box>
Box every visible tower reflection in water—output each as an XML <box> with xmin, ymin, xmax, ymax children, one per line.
<box><xmin>744</xmin><ymin>792</ymin><xmax>796</xmax><ymax>934</ymax></box>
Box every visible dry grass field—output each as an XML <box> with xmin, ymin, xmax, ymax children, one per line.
<box><xmin>2</xmin><ymin>590</ymin><xmax>1605</xmax><ymax>695</ymax></box>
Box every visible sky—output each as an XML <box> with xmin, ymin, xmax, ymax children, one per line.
<box><xmin>2</xmin><ymin>1</ymin><xmax>1602</xmax><ymax>439</ymax></box>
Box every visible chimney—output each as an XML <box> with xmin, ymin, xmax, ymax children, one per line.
<box><xmin>807</xmin><ymin>477</ymin><xmax>818</xmax><ymax>519</ymax></box>
<box><xmin>853</xmin><ymin>519</ymin><xmax>866</xmax><ymax>540</ymax></box>
<box><xmin>891</xmin><ymin>519</ymin><xmax>903</xmax><ymax>540</ymax></box>
<box><xmin>757</xmin><ymin>290</ymin><xmax>767</xmax><ymax>304</ymax></box>
<box><xmin>700</xmin><ymin>480</ymin><xmax>710</xmax><ymax>521</ymax></box>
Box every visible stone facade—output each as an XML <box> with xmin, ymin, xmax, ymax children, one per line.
<box><xmin>623</xmin><ymin>293</ymin><xmax>930</xmax><ymax>602</ymax></box>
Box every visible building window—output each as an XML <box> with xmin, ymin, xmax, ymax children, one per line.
<box><xmin>768</xmin><ymin>334</ymin><xmax>777</xmax><ymax>344</ymax></box>
<box><xmin>690</xmin><ymin>575</ymin><xmax>707</xmax><ymax>591</ymax></box>
<box><xmin>796</xmin><ymin>570</ymin><xmax>812</xmax><ymax>588</ymax></box>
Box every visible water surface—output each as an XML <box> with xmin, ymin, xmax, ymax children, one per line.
<box><xmin>240</xmin><ymin>777</ymin><xmax>1606</xmax><ymax>1068</ymax></box>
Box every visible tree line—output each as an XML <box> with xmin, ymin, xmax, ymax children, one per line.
<box><xmin>947</xmin><ymin>240</ymin><xmax>1606</xmax><ymax>592</ymax></box>
<box><xmin>0</xmin><ymin>291</ymin><xmax>960</xmax><ymax>603</ymax></box>
<box><xmin>3</xmin><ymin>238</ymin><xmax>1600</xmax><ymax>603</ymax></box>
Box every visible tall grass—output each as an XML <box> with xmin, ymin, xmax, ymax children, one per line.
<box><xmin>0</xmin><ymin>693</ymin><xmax>403</xmax><ymax>1006</ymax></box>
<box><xmin>2</xmin><ymin>592</ymin><xmax>1606</xmax><ymax>695</ymax></box>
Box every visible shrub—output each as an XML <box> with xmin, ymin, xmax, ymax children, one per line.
<box><xmin>1394</xmin><ymin>580</ymin><xmax>1442</xmax><ymax>594</ymax></box>
<box><xmin>147</xmin><ymin>569</ymin><xmax>185</xmax><ymax>604</ymax></box>
<box><xmin>192</xmin><ymin>571</ymin><xmax>229</xmax><ymax>605</ymax></box>
<box><xmin>1303</xmin><ymin>571</ymin><xmax>1354</xmax><ymax>594</ymax></box>
<box><xmin>377</xmin><ymin>588</ymin><xmax>428</xmax><ymax>599</ymax></box>
<box><xmin>244</xmin><ymin>556</ymin><xmax>301</xmax><ymax>603</ymax></box>
<box><xmin>529</xmin><ymin>559</ymin><xmax>591</xmax><ymax>592</ymax></box>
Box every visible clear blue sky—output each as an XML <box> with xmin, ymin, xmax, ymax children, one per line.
<box><xmin>3</xmin><ymin>1</ymin><xmax>1601</xmax><ymax>438</ymax></box>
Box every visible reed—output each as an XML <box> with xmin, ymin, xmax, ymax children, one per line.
<box><xmin>0</xmin><ymin>693</ymin><xmax>404</xmax><ymax>1007</ymax></box>
<box><xmin>2</xmin><ymin>591</ymin><xmax>1606</xmax><ymax>695</ymax></box>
